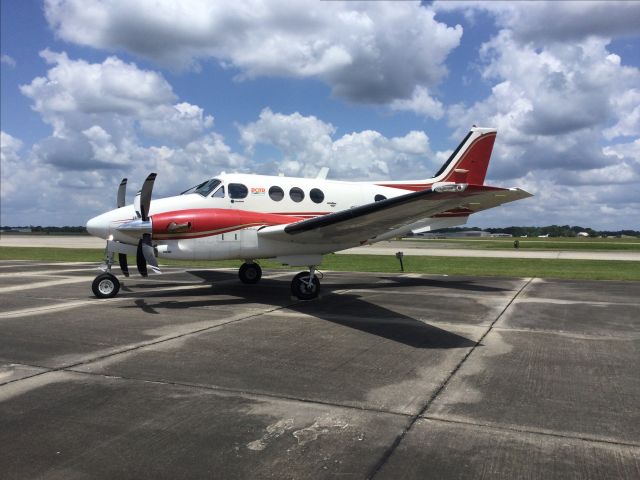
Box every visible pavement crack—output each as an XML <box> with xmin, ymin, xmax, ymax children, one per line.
<box><xmin>366</xmin><ymin>277</ymin><xmax>535</xmax><ymax>480</ymax></box>
<box><xmin>0</xmin><ymin>286</ymin><xmax>356</xmax><ymax>389</ymax></box>
<box><xmin>63</xmin><ymin>368</ymin><xmax>411</xmax><ymax>419</ymax></box>
<box><xmin>0</xmin><ymin>301</ymin><xmax>298</xmax><ymax>388</ymax></box>
<box><xmin>422</xmin><ymin>415</ymin><xmax>640</xmax><ymax>449</ymax></box>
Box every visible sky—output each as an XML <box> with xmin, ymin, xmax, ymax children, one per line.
<box><xmin>1</xmin><ymin>0</ymin><xmax>639</xmax><ymax>229</ymax></box>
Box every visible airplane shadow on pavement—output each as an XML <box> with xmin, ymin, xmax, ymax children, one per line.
<box><xmin>120</xmin><ymin>270</ymin><xmax>481</xmax><ymax>350</ymax></box>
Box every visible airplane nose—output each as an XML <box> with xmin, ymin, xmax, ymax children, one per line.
<box><xmin>86</xmin><ymin>215</ymin><xmax>108</xmax><ymax>239</ymax></box>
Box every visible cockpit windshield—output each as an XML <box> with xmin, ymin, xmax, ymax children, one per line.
<box><xmin>181</xmin><ymin>178</ymin><xmax>221</xmax><ymax>197</ymax></box>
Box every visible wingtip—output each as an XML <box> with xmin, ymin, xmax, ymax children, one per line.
<box><xmin>509</xmin><ymin>187</ymin><xmax>534</xmax><ymax>198</ymax></box>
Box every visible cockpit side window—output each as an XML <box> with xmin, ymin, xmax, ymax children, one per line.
<box><xmin>212</xmin><ymin>186</ymin><xmax>225</xmax><ymax>198</ymax></box>
<box><xmin>181</xmin><ymin>179</ymin><xmax>221</xmax><ymax>197</ymax></box>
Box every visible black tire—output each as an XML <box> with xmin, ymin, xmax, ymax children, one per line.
<box><xmin>92</xmin><ymin>273</ymin><xmax>120</xmax><ymax>298</ymax></box>
<box><xmin>291</xmin><ymin>271</ymin><xmax>320</xmax><ymax>300</ymax></box>
<box><xmin>239</xmin><ymin>262</ymin><xmax>262</xmax><ymax>284</ymax></box>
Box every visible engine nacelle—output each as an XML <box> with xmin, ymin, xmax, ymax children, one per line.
<box><xmin>151</xmin><ymin>208</ymin><xmax>299</xmax><ymax>241</ymax></box>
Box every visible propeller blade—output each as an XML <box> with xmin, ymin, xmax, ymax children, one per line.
<box><xmin>139</xmin><ymin>173</ymin><xmax>157</xmax><ymax>221</ymax></box>
<box><xmin>136</xmin><ymin>240</ymin><xmax>148</xmax><ymax>277</ymax></box>
<box><xmin>134</xmin><ymin>190</ymin><xmax>142</xmax><ymax>218</ymax></box>
<box><xmin>117</xmin><ymin>178</ymin><xmax>127</xmax><ymax>208</ymax></box>
<box><xmin>136</xmin><ymin>234</ymin><xmax>160</xmax><ymax>276</ymax></box>
<box><xmin>141</xmin><ymin>236</ymin><xmax>161</xmax><ymax>274</ymax></box>
<box><xmin>118</xmin><ymin>253</ymin><xmax>129</xmax><ymax>277</ymax></box>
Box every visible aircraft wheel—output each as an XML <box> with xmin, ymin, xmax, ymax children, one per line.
<box><xmin>239</xmin><ymin>262</ymin><xmax>262</xmax><ymax>284</ymax></box>
<box><xmin>92</xmin><ymin>273</ymin><xmax>120</xmax><ymax>298</ymax></box>
<box><xmin>291</xmin><ymin>272</ymin><xmax>320</xmax><ymax>300</ymax></box>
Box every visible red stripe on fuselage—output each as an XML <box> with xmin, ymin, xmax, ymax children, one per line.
<box><xmin>151</xmin><ymin>208</ymin><xmax>306</xmax><ymax>240</ymax></box>
<box><xmin>374</xmin><ymin>183</ymin><xmax>432</xmax><ymax>192</ymax></box>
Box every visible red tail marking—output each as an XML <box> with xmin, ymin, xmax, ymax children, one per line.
<box><xmin>376</xmin><ymin>131</ymin><xmax>497</xmax><ymax>191</ymax></box>
<box><xmin>444</xmin><ymin>133</ymin><xmax>496</xmax><ymax>185</ymax></box>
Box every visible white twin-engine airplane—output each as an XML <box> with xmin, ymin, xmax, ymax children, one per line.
<box><xmin>86</xmin><ymin>127</ymin><xmax>532</xmax><ymax>300</ymax></box>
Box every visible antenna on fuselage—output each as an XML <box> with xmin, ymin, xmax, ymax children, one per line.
<box><xmin>316</xmin><ymin>167</ymin><xmax>329</xmax><ymax>180</ymax></box>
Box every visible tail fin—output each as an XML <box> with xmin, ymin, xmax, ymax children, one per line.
<box><xmin>437</xmin><ymin>127</ymin><xmax>496</xmax><ymax>185</ymax></box>
<box><xmin>374</xmin><ymin>127</ymin><xmax>497</xmax><ymax>191</ymax></box>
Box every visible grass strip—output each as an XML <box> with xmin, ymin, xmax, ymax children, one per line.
<box><xmin>1</xmin><ymin>246</ymin><xmax>638</xmax><ymax>281</ymax></box>
<box><xmin>403</xmin><ymin>238</ymin><xmax>640</xmax><ymax>251</ymax></box>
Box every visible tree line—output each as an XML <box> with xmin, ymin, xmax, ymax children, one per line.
<box><xmin>1</xmin><ymin>224</ymin><xmax>638</xmax><ymax>237</ymax></box>
<box><xmin>432</xmin><ymin>225</ymin><xmax>639</xmax><ymax>237</ymax></box>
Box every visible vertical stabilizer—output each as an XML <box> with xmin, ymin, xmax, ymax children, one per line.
<box><xmin>375</xmin><ymin>127</ymin><xmax>498</xmax><ymax>191</ymax></box>
<box><xmin>440</xmin><ymin>127</ymin><xmax>496</xmax><ymax>185</ymax></box>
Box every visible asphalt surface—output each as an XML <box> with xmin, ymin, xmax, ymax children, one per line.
<box><xmin>2</xmin><ymin>234</ymin><xmax>640</xmax><ymax>260</ymax></box>
<box><xmin>0</xmin><ymin>260</ymin><xmax>638</xmax><ymax>479</ymax></box>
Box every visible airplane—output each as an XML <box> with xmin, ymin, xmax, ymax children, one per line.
<box><xmin>86</xmin><ymin>126</ymin><xmax>532</xmax><ymax>300</ymax></box>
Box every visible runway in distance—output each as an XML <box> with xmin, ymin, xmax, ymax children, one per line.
<box><xmin>86</xmin><ymin>127</ymin><xmax>532</xmax><ymax>299</ymax></box>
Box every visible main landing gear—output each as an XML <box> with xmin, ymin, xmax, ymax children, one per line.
<box><xmin>238</xmin><ymin>260</ymin><xmax>321</xmax><ymax>300</ymax></box>
<box><xmin>238</xmin><ymin>262</ymin><xmax>262</xmax><ymax>284</ymax></box>
<box><xmin>290</xmin><ymin>266</ymin><xmax>320</xmax><ymax>300</ymax></box>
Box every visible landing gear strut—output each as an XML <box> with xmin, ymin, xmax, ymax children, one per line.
<box><xmin>291</xmin><ymin>266</ymin><xmax>320</xmax><ymax>300</ymax></box>
<box><xmin>92</xmin><ymin>247</ymin><xmax>121</xmax><ymax>298</ymax></box>
<box><xmin>239</xmin><ymin>262</ymin><xmax>262</xmax><ymax>284</ymax></box>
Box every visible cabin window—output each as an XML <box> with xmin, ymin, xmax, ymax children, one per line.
<box><xmin>310</xmin><ymin>188</ymin><xmax>324</xmax><ymax>204</ymax></box>
<box><xmin>289</xmin><ymin>187</ymin><xmax>305</xmax><ymax>202</ymax></box>
<box><xmin>375</xmin><ymin>194</ymin><xmax>387</xmax><ymax>202</ymax></box>
<box><xmin>269</xmin><ymin>186</ymin><xmax>284</xmax><ymax>201</ymax></box>
<box><xmin>229</xmin><ymin>183</ymin><xmax>248</xmax><ymax>199</ymax></box>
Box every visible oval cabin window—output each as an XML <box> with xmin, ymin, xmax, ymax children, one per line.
<box><xmin>310</xmin><ymin>188</ymin><xmax>325</xmax><ymax>204</ymax></box>
<box><xmin>375</xmin><ymin>194</ymin><xmax>387</xmax><ymax>202</ymax></box>
<box><xmin>289</xmin><ymin>187</ymin><xmax>305</xmax><ymax>202</ymax></box>
<box><xmin>269</xmin><ymin>186</ymin><xmax>284</xmax><ymax>201</ymax></box>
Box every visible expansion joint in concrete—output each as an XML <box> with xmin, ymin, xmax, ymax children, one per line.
<box><xmin>422</xmin><ymin>415</ymin><xmax>640</xmax><ymax>449</ymax></box>
<box><xmin>366</xmin><ymin>277</ymin><xmax>535</xmax><ymax>480</ymax></box>
<box><xmin>64</xmin><ymin>368</ymin><xmax>412</xmax><ymax>420</ymax></box>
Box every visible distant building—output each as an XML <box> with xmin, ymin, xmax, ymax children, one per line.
<box><xmin>0</xmin><ymin>227</ymin><xmax>32</xmax><ymax>233</ymax></box>
<box><xmin>577</xmin><ymin>232</ymin><xmax>589</xmax><ymax>237</ymax></box>
<box><xmin>413</xmin><ymin>230</ymin><xmax>512</xmax><ymax>238</ymax></box>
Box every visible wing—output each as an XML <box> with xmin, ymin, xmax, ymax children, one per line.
<box><xmin>258</xmin><ymin>184</ymin><xmax>532</xmax><ymax>245</ymax></box>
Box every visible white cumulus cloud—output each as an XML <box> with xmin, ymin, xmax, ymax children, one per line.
<box><xmin>439</xmin><ymin>2</ymin><xmax>640</xmax><ymax>229</ymax></box>
<box><xmin>239</xmin><ymin>108</ymin><xmax>436</xmax><ymax>180</ymax></box>
<box><xmin>8</xmin><ymin>52</ymin><xmax>246</xmax><ymax>225</ymax></box>
<box><xmin>1</xmin><ymin>54</ymin><xmax>16</xmax><ymax>67</ymax></box>
<box><xmin>434</xmin><ymin>1</ymin><xmax>640</xmax><ymax>43</ymax></box>
<box><xmin>44</xmin><ymin>0</ymin><xmax>462</xmax><ymax>107</ymax></box>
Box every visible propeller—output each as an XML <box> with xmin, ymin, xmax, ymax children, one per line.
<box><xmin>116</xmin><ymin>178</ymin><xmax>130</xmax><ymax>276</ymax></box>
<box><xmin>119</xmin><ymin>253</ymin><xmax>130</xmax><ymax>277</ymax></box>
<box><xmin>117</xmin><ymin>178</ymin><xmax>127</xmax><ymax>208</ymax></box>
<box><xmin>115</xmin><ymin>173</ymin><xmax>161</xmax><ymax>277</ymax></box>
<box><xmin>134</xmin><ymin>173</ymin><xmax>160</xmax><ymax>276</ymax></box>
<box><xmin>135</xmin><ymin>173</ymin><xmax>156</xmax><ymax>221</ymax></box>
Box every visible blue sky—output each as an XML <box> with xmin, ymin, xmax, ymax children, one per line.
<box><xmin>1</xmin><ymin>1</ymin><xmax>639</xmax><ymax>229</ymax></box>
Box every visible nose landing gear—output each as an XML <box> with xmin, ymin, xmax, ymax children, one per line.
<box><xmin>92</xmin><ymin>272</ymin><xmax>120</xmax><ymax>298</ymax></box>
<box><xmin>92</xmin><ymin>249</ymin><xmax>121</xmax><ymax>298</ymax></box>
<box><xmin>291</xmin><ymin>266</ymin><xmax>320</xmax><ymax>300</ymax></box>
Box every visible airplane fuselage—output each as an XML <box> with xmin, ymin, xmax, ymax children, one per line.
<box><xmin>85</xmin><ymin>127</ymin><xmax>532</xmax><ymax>299</ymax></box>
<box><xmin>87</xmin><ymin>172</ymin><xmax>459</xmax><ymax>263</ymax></box>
